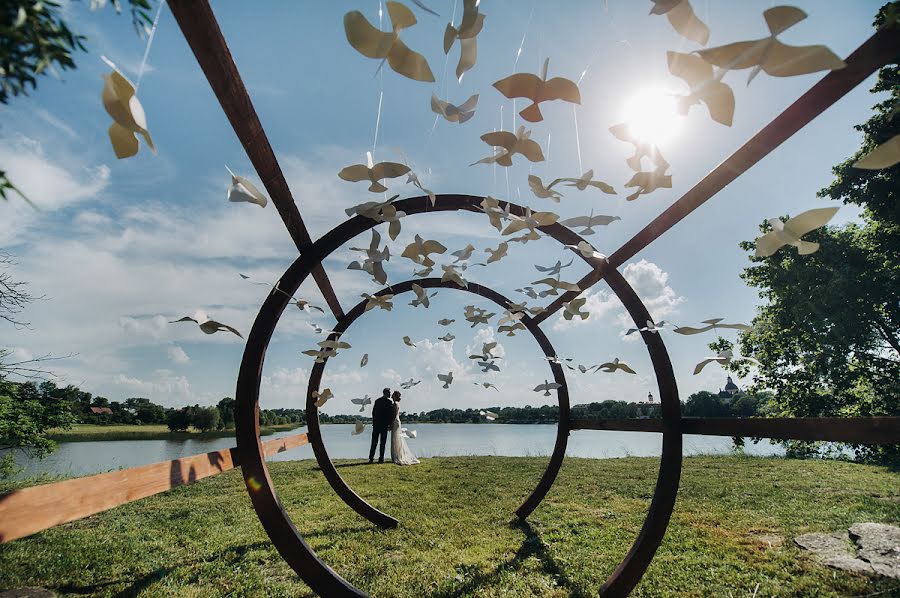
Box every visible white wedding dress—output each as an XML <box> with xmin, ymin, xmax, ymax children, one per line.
<box><xmin>391</xmin><ymin>404</ymin><xmax>419</xmax><ymax>465</ymax></box>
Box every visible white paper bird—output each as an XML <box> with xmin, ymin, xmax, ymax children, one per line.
<box><xmin>431</xmin><ymin>93</ymin><xmax>479</xmax><ymax>123</ymax></box>
<box><xmin>443</xmin><ymin>0</ymin><xmax>484</xmax><ymax>80</ymax></box>
<box><xmin>473</xmin><ymin>126</ymin><xmax>545</xmax><ymax>167</ymax></box>
<box><xmin>696</xmin><ymin>6</ymin><xmax>845</xmax><ymax>85</ymax></box>
<box><xmin>226</xmin><ymin>166</ymin><xmax>268</xmax><ymax>207</ymax></box>
<box><xmin>169</xmin><ymin>316</ymin><xmax>242</xmax><ymax>339</ymax></box>
<box><xmin>438</xmin><ymin>318</ymin><xmax>455</xmax><ymax>326</ymax></box>
<box><xmin>498</xmin><ymin>322</ymin><xmax>526</xmax><ymax>336</ymax></box>
<box><xmin>650</xmin><ymin>0</ymin><xmax>709</xmax><ymax>45</ymax></box>
<box><xmin>533</xmin><ymin>380</ymin><xmax>562</xmax><ymax>396</ymax></box>
<box><xmin>100</xmin><ymin>56</ymin><xmax>155</xmax><ymax>159</ymax></box>
<box><xmin>609</xmin><ymin>123</ymin><xmax>669</xmax><ymax>172</ymax></box>
<box><xmin>754</xmin><ymin>207</ymin><xmax>839</xmax><ymax>257</ymax></box>
<box><xmin>560</xmin><ymin>211</ymin><xmax>621</xmax><ymax>235</ymax></box>
<box><xmin>464</xmin><ymin>305</ymin><xmax>494</xmax><ymax>327</ymax></box>
<box><xmin>667</xmin><ymin>51</ymin><xmax>734</xmax><ymax>126</ymax></box>
<box><xmin>566</xmin><ymin>240</ymin><xmax>608</xmax><ymax>261</ymax></box>
<box><xmin>493</xmin><ymin>58</ymin><xmax>580</xmax><ymax>123</ymax></box>
<box><xmin>853</xmin><ymin>135</ymin><xmax>900</xmax><ymax>170</ymax></box>
<box><xmin>693</xmin><ymin>350</ymin><xmax>760</xmax><ymax>375</ymax></box>
<box><xmin>302</xmin><ymin>348</ymin><xmax>337</xmax><ymax>363</ymax></box>
<box><xmin>531</xmin><ymin>275</ymin><xmax>580</xmax><ymax>297</ymax></box>
<box><xmin>318</xmin><ymin>339</ymin><xmax>351</xmax><ymax>352</ymax></box>
<box><xmin>363</xmin><ymin>293</ymin><xmax>394</xmax><ymax>311</ymax></box>
<box><xmin>545</xmin><ymin>356</ymin><xmax>574</xmax><ymax>366</ymax></box>
<box><xmin>577</xmin><ymin>364</ymin><xmax>594</xmax><ymax>374</ymax></box>
<box><xmin>451</xmin><ymin>244</ymin><xmax>476</xmax><ymax>263</ymax></box>
<box><xmin>441</xmin><ymin>264</ymin><xmax>468</xmax><ymax>287</ymax></box>
<box><xmin>437</xmin><ymin>333</ymin><xmax>456</xmax><ymax>342</ymax></box>
<box><xmin>403</xmin><ymin>335</ymin><xmax>417</xmax><ymax>348</ymax></box>
<box><xmin>484</xmin><ymin>242</ymin><xmax>509</xmax><ymax>264</ymax></box>
<box><xmin>478</xmin><ymin>360</ymin><xmax>500</xmax><ymax>373</ymax></box>
<box><xmin>534</xmin><ymin>258</ymin><xmax>574</xmax><ymax>276</ymax></box>
<box><xmin>554</xmin><ymin>170</ymin><xmax>617</xmax><ymax>194</ymax></box>
<box><xmin>595</xmin><ymin>358</ymin><xmax>637</xmax><ymax>374</ymax></box>
<box><xmin>400</xmin><ymin>427</ymin><xmax>417</xmax><ymax>439</ymax></box>
<box><xmin>474</xmin><ymin>383</ymin><xmax>499</xmax><ymax>392</ymax></box>
<box><xmin>624</xmin><ymin>167</ymin><xmax>673</xmax><ymax>201</ymax></box>
<box><xmin>479</xmin><ymin>409</ymin><xmax>499</xmax><ymax>420</ymax></box>
<box><xmin>348</xmin><ymin>229</ymin><xmax>391</xmax><ymax>285</ymax></box>
<box><xmin>672</xmin><ymin>319</ymin><xmax>750</xmax><ymax>335</ymax></box>
<box><xmin>409</xmin><ymin>283</ymin><xmax>437</xmax><ymax>308</ymax></box>
<box><xmin>360</xmin><ymin>353</ymin><xmax>369</xmax><ymax>367</ymax></box>
<box><xmin>469</xmin><ymin>342</ymin><xmax>499</xmax><ymax>361</ymax></box>
<box><xmin>497</xmin><ymin>309</ymin><xmax>524</xmax><ymax>326</ymax></box>
<box><xmin>406</xmin><ymin>171</ymin><xmax>437</xmax><ymax>207</ymax></box>
<box><xmin>438</xmin><ymin>371</ymin><xmax>454</xmax><ymax>388</ymax></box>
<box><xmin>295</xmin><ymin>299</ymin><xmax>326</xmax><ymax>314</ymax></box>
<box><xmin>312</xmin><ymin>388</ymin><xmax>334</xmax><ymax>408</ymax></box>
<box><xmin>479</xmin><ymin>196</ymin><xmax>512</xmax><ymax>231</ymax></box>
<box><xmin>626</xmin><ymin>320</ymin><xmax>669</xmax><ymax>335</ymax></box>
<box><xmin>401</xmin><ymin>234</ymin><xmax>448</xmax><ymax>267</ymax></box>
<box><xmin>344</xmin><ymin>1</ymin><xmax>435</xmax><ymax>82</ymax></box>
<box><xmin>528</xmin><ymin>175</ymin><xmax>563</xmax><ymax>202</ymax></box>
<box><xmin>352</xmin><ymin>421</ymin><xmax>366</xmax><ymax>435</ymax></box>
<box><xmin>562</xmin><ymin>297</ymin><xmax>589</xmax><ymax>321</ymax></box>
<box><xmin>339</xmin><ymin>160</ymin><xmax>411</xmax><ymax>193</ymax></box>
<box><xmin>516</xmin><ymin>286</ymin><xmax>539</xmax><ymax>299</ymax></box>
<box><xmin>351</xmin><ymin>395</ymin><xmax>372</xmax><ymax>412</ymax></box>
<box><xmin>401</xmin><ymin>378</ymin><xmax>421</xmax><ymax>389</ymax></box>
<box><xmin>501</xmin><ymin>207</ymin><xmax>559</xmax><ymax>237</ymax></box>
<box><xmin>346</xmin><ymin>195</ymin><xmax>406</xmax><ymax>240</ymax></box>
<box><xmin>308</xmin><ymin>322</ymin><xmax>339</xmax><ymax>335</ymax></box>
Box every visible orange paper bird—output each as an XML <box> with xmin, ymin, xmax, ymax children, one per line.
<box><xmin>667</xmin><ymin>51</ymin><xmax>735</xmax><ymax>126</ymax></box>
<box><xmin>493</xmin><ymin>58</ymin><xmax>581</xmax><ymax>123</ymax></box>
<box><xmin>344</xmin><ymin>1</ymin><xmax>435</xmax><ymax>82</ymax></box>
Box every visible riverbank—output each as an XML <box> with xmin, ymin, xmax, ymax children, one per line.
<box><xmin>47</xmin><ymin>423</ymin><xmax>301</xmax><ymax>442</ymax></box>
<box><xmin>1</xmin><ymin>455</ymin><xmax>897</xmax><ymax>596</ymax></box>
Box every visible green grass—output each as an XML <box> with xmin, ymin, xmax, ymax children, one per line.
<box><xmin>1</xmin><ymin>456</ymin><xmax>898</xmax><ymax>596</ymax></box>
<box><xmin>47</xmin><ymin>423</ymin><xmax>300</xmax><ymax>442</ymax></box>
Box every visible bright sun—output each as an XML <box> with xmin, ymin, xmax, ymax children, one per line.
<box><xmin>621</xmin><ymin>87</ymin><xmax>685</xmax><ymax>148</ymax></box>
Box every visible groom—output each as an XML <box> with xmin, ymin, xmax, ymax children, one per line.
<box><xmin>369</xmin><ymin>388</ymin><xmax>393</xmax><ymax>464</ymax></box>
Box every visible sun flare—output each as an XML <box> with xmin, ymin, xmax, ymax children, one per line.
<box><xmin>621</xmin><ymin>87</ymin><xmax>685</xmax><ymax>148</ymax></box>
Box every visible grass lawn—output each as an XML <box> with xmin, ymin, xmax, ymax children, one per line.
<box><xmin>0</xmin><ymin>455</ymin><xmax>898</xmax><ymax>596</ymax></box>
<box><xmin>47</xmin><ymin>423</ymin><xmax>300</xmax><ymax>442</ymax></box>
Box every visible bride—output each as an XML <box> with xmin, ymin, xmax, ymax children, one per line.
<box><xmin>390</xmin><ymin>391</ymin><xmax>419</xmax><ymax>465</ymax></box>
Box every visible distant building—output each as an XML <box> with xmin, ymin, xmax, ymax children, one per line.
<box><xmin>89</xmin><ymin>406</ymin><xmax>113</xmax><ymax>415</ymax></box>
<box><xmin>717</xmin><ymin>376</ymin><xmax>740</xmax><ymax>401</ymax></box>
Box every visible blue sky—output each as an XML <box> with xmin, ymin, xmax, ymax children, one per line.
<box><xmin>0</xmin><ymin>0</ymin><xmax>889</xmax><ymax>415</ymax></box>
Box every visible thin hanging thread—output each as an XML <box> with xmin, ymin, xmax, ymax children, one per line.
<box><xmin>573</xmin><ymin>105</ymin><xmax>583</xmax><ymax>174</ymax></box>
<box><xmin>511</xmin><ymin>0</ymin><xmax>536</xmax><ymax>131</ymax></box>
<box><xmin>426</xmin><ymin>0</ymin><xmax>459</xmax><ymax>145</ymax></box>
<box><xmin>135</xmin><ymin>0</ymin><xmax>165</xmax><ymax>91</ymax></box>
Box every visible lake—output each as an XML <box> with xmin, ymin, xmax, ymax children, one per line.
<box><xmin>9</xmin><ymin>423</ymin><xmax>784</xmax><ymax>479</ymax></box>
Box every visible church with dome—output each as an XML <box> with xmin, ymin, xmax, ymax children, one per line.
<box><xmin>717</xmin><ymin>376</ymin><xmax>741</xmax><ymax>401</ymax></box>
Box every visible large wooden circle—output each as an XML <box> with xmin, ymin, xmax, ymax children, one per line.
<box><xmin>234</xmin><ymin>194</ymin><xmax>682</xmax><ymax>597</ymax></box>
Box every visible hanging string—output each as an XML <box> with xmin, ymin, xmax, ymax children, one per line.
<box><xmin>134</xmin><ymin>0</ymin><xmax>165</xmax><ymax>91</ymax></box>
<box><xmin>572</xmin><ymin>105</ymin><xmax>583</xmax><ymax>174</ymax></box>
<box><xmin>425</xmin><ymin>0</ymin><xmax>459</xmax><ymax>145</ymax></box>
<box><xmin>372</xmin><ymin>90</ymin><xmax>384</xmax><ymax>158</ymax></box>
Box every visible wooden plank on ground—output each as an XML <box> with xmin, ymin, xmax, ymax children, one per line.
<box><xmin>0</xmin><ymin>432</ymin><xmax>308</xmax><ymax>543</ymax></box>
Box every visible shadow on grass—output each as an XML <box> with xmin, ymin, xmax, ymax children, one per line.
<box><xmin>433</xmin><ymin>519</ymin><xmax>588</xmax><ymax>598</ymax></box>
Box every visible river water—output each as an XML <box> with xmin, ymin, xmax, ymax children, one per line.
<box><xmin>9</xmin><ymin>423</ymin><xmax>783</xmax><ymax>479</ymax></box>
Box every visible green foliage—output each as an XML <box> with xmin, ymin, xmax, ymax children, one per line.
<box><xmin>737</xmin><ymin>31</ymin><xmax>899</xmax><ymax>465</ymax></box>
<box><xmin>165</xmin><ymin>408</ymin><xmax>191</xmax><ymax>432</ymax></box>
<box><xmin>191</xmin><ymin>406</ymin><xmax>220</xmax><ymax>432</ymax></box>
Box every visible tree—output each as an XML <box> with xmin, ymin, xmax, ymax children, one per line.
<box><xmin>217</xmin><ymin>397</ymin><xmax>236</xmax><ymax>428</ymax></box>
<box><xmin>191</xmin><ymin>406</ymin><xmax>220</xmax><ymax>432</ymax></box>
<box><xmin>166</xmin><ymin>409</ymin><xmax>191</xmax><ymax>432</ymax></box>
<box><xmin>683</xmin><ymin>391</ymin><xmax>731</xmax><ymax>418</ymax></box>
<box><xmin>737</xmin><ymin>6</ymin><xmax>899</xmax><ymax>465</ymax></box>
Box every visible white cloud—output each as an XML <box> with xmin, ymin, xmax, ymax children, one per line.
<box><xmin>167</xmin><ymin>345</ymin><xmax>191</xmax><ymax>364</ymax></box>
<box><xmin>112</xmin><ymin>369</ymin><xmax>193</xmax><ymax>402</ymax></box>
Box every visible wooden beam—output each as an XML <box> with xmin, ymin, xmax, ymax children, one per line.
<box><xmin>0</xmin><ymin>432</ymin><xmax>308</xmax><ymax>543</ymax></box>
<box><xmin>570</xmin><ymin>417</ymin><xmax>900</xmax><ymax>444</ymax></box>
<box><xmin>166</xmin><ymin>0</ymin><xmax>344</xmax><ymax>319</ymax></box>
<box><xmin>533</xmin><ymin>28</ymin><xmax>900</xmax><ymax>325</ymax></box>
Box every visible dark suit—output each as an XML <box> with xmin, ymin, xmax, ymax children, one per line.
<box><xmin>369</xmin><ymin>395</ymin><xmax>393</xmax><ymax>462</ymax></box>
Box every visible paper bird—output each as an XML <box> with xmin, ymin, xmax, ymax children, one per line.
<box><xmin>438</xmin><ymin>371</ymin><xmax>454</xmax><ymax>388</ymax></box>
<box><xmin>469</xmin><ymin>342</ymin><xmax>499</xmax><ymax>361</ymax></box>
<box><xmin>437</xmin><ymin>333</ymin><xmax>456</xmax><ymax>342</ymax></box>
<box><xmin>438</xmin><ymin>318</ymin><xmax>455</xmax><ymax>326</ymax></box>
<box><xmin>596</xmin><ymin>358</ymin><xmax>636</xmax><ymax>374</ymax></box>
<box><xmin>351</xmin><ymin>395</ymin><xmax>372</xmax><ymax>412</ymax></box>
<box><xmin>577</xmin><ymin>364</ymin><xmax>594</xmax><ymax>374</ymax></box>
<box><xmin>441</xmin><ymin>264</ymin><xmax>468</xmax><ymax>287</ymax></box>
<box><xmin>402</xmin><ymin>335</ymin><xmax>417</xmax><ymax>348</ymax></box>
<box><xmin>303</xmin><ymin>348</ymin><xmax>337</xmax><ymax>363</ymax></box>
<box><xmin>626</xmin><ymin>320</ymin><xmax>669</xmax><ymax>335</ymax></box>
<box><xmin>474</xmin><ymin>383</ymin><xmax>499</xmax><ymax>392</ymax></box>
<box><xmin>443</xmin><ymin>0</ymin><xmax>484</xmax><ymax>80</ymax></box>
<box><xmin>295</xmin><ymin>299</ymin><xmax>325</xmax><ymax>314</ymax></box>
<box><xmin>339</xmin><ymin>160</ymin><xmax>411</xmax><ymax>193</ymax></box>
<box><xmin>672</xmin><ymin>318</ymin><xmax>750</xmax><ymax>335</ymax></box>
<box><xmin>696</xmin><ymin>6</ymin><xmax>845</xmax><ymax>86</ymax></box>
<box><xmin>484</xmin><ymin>242</ymin><xmax>509</xmax><ymax>264</ymax></box>
<box><xmin>667</xmin><ymin>51</ymin><xmax>734</xmax><ymax>126</ymax></box>
<box><xmin>693</xmin><ymin>350</ymin><xmax>760</xmax><ymax>375</ymax></box>
<box><xmin>431</xmin><ymin>93</ymin><xmax>479</xmax><ymax>123</ymax></box>
<box><xmin>501</xmin><ymin>207</ymin><xmax>559</xmax><ymax>237</ymax></box>
<box><xmin>451</xmin><ymin>246</ymin><xmax>475</xmax><ymax>265</ymax></box>
<box><xmin>225</xmin><ymin>166</ymin><xmax>267</xmax><ymax>207</ymax></box>
<box><xmin>473</xmin><ymin>126</ymin><xmax>545</xmax><ymax>167</ymax></box>
<box><xmin>400</xmin><ymin>428</ymin><xmax>417</xmax><ymax>439</ymax></box>
<box><xmin>401</xmin><ymin>378</ymin><xmax>421</xmax><ymax>389</ymax></box>
<box><xmin>853</xmin><ymin>135</ymin><xmax>900</xmax><ymax>170</ymax></box>
<box><xmin>650</xmin><ymin>0</ymin><xmax>709</xmax><ymax>45</ymax></box>
<box><xmin>493</xmin><ymin>58</ymin><xmax>580</xmax><ymax>123</ymax></box>
<box><xmin>352</xmin><ymin>422</ymin><xmax>366</xmax><ymax>435</ymax></box>
<box><xmin>560</xmin><ymin>212</ymin><xmax>621</xmax><ymax>236</ymax></box>
<box><xmin>516</xmin><ymin>286</ymin><xmax>539</xmax><ymax>299</ymax></box>
<box><xmin>533</xmin><ymin>380</ymin><xmax>562</xmax><ymax>396</ymax></box>
<box><xmin>346</xmin><ymin>195</ymin><xmax>406</xmax><ymax>240</ymax></box>
<box><xmin>312</xmin><ymin>388</ymin><xmax>333</xmax><ymax>408</ymax></box>
<box><xmin>169</xmin><ymin>316</ymin><xmax>242</xmax><ymax>339</ymax></box>
<box><xmin>479</xmin><ymin>409</ymin><xmax>499</xmax><ymax>420</ymax></box>
<box><xmin>625</xmin><ymin>167</ymin><xmax>673</xmax><ymax>201</ymax></box>
<box><xmin>344</xmin><ymin>1</ymin><xmax>434</xmax><ymax>82</ymax></box>
<box><xmin>562</xmin><ymin>297</ymin><xmax>589</xmax><ymax>321</ymax></box>
<box><xmin>527</xmin><ymin>175</ymin><xmax>563</xmax><ymax>202</ymax></box>
<box><xmin>478</xmin><ymin>360</ymin><xmax>500</xmax><ymax>373</ymax></box>
<box><xmin>565</xmin><ymin>241</ymin><xmax>606</xmax><ymax>261</ymax></box>
<box><xmin>318</xmin><ymin>339</ymin><xmax>351</xmax><ymax>351</ymax></box>
<box><xmin>348</xmin><ymin>229</ymin><xmax>391</xmax><ymax>285</ymax></box>
<box><xmin>754</xmin><ymin>207</ymin><xmax>839</xmax><ymax>257</ymax></box>
<box><xmin>498</xmin><ymin>309</ymin><xmax>524</xmax><ymax>326</ymax></box>
<box><xmin>464</xmin><ymin>305</ymin><xmax>494</xmax><ymax>327</ymax></box>
<box><xmin>100</xmin><ymin>56</ymin><xmax>154</xmax><ymax>159</ymax></box>
<box><xmin>414</xmin><ymin>265</ymin><xmax>434</xmax><ymax>277</ymax></box>
<box><xmin>308</xmin><ymin>322</ymin><xmax>338</xmax><ymax>335</ymax></box>
<box><xmin>402</xmin><ymin>234</ymin><xmax>447</xmax><ymax>267</ymax></box>
<box><xmin>479</xmin><ymin>196</ymin><xmax>512</xmax><ymax>231</ymax></box>
<box><xmin>609</xmin><ymin>123</ymin><xmax>670</xmax><ymax>172</ymax></box>
<box><xmin>545</xmin><ymin>356</ymin><xmax>573</xmax><ymax>366</ymax></box>
<box><xmin>409</xmin><ymin>283</ymin><xmax>437</xmax><ymax>308</ymax></box>
<box><xmin>555</xmin><ymin>170</ymin><xmax>617</xmax><ymax>194</ymax></box>
<box><xmin>406</xmin><ymin>171</ymin><xmax>437</xmax><ymax>207</ymax></box>
<box><xmin>360</xmin><ymin>353</ymin><xmax>369</xmax><ymax>367</ymax></box>
<box><xmin>363</xmin><ymin>293</ymin><xmax>394</xmax><ymax>311</ymax></box>
<box><xmin>497</xmin><ymin>322</ymin><xmax>526</xmax><ymax>336</ymax></box>
<box><xmin>534</xmin><ymin>258</ymin><xmax>574</xmax><ymax>276</ymax></box>
<box><xmin>531</xmin><ymin>275</ymin><xmax>580</xmax><ymax>297</ymax></box>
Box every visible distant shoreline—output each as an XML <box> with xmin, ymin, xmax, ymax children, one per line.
<box><xmin>48</xmin><ymin>423</ymin><xmax>302</xmax><ymax>443</ymax></box>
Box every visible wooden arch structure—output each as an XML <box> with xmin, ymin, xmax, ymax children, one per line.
<box><xmin>163</xmin><ymin>1</ymin><xmax>900</xmax><ymax>596</ymax></box>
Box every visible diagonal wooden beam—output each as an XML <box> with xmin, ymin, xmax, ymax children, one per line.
<box><xmin>167</xmin><ymin>0</ymin><xmax>344</xmax><ymax>319</ymax></box>
<box><xmin>533</xmin><ymin>28</ymin><xmax>900</xmax><ymax>326</ymax></box>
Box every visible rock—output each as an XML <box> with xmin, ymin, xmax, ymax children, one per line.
<box><xmin>794</xmin><ymin>532</ymin><xmax>875</xmax><ymax>576</ymax></box>
<box><xmin>849</xmin><ymin>523</ymin><xmax>900</xmax><ymax>579</ymax></box>
<box><xmin>0</xmin><ymin>589</ymin><xmax>56</xmax><ymax>598</ymax></box>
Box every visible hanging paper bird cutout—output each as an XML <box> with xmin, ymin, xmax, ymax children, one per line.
<box><xmin>401</xmin><ymin>378</ymin><xmax>421</xmax><ymax>389</ymax></box>
<box><xmin>441</xmin><ymin>264</ymin><xmax>468</xmax><ymax>287</ymax></box>
<box><xmin>443</xmin><ymin>0</ymin><xmax>484</xmax><ymax>80</ymax></box>
<box><xmin>498</xmin><ymin>322</ymin><xmax>526</xmax><ymax>336</ymax></box>
<box><xmin>566</xmin><ymin>241</ymin><xmax>607</xmax><ymax>261</ymax></box>
<box><xmin>339</xmin><ymin>160</ymin><xmax>411</xmax><ymax>193</ymax></box>
<box><xmin>501</xmin><ymin>207</ymin><xmax>559</xmax><ymax>237</ymax></box>
<box><xmin>295</xmin><ymin>299</ymin><xmax>325</xmax><ymax>314</ymax></box>
<box><xmin>649</xmin><ymin>0</ymin><xmax>709</xmax><ymax>45</ymax></box>
<box><xmin>431</xmin><ymin>93</ymin><xmax>479</xmax><ymax>123</ymax></box>
<box><xmin>312</xmin><ymin>388</ymin><xmax>334</xmax><ymax>408</ymax></box>
<box><xmin>672</xmin><ymin>319</ymin><xmax>750</xmax><ymax>335</ymax></box>
<box><xmin>438</xmin><ymin>371</ymin><xmax>454</xmax><ymax>388</ymax></box>
<box><xmin>493</xmin><ymin>58</ymin><xmax>581</xmax><ymax>123</ymax></box>
<box><xmin>409</xmin><ymin>283</ymin><xmax>438</xmax><ymax>308</ymax></box>
<box><xmin>100</xmin><ymin>56</ymin><xmax>155</xmax><ymax>159</ymax></box>
<box><xmin>303</xmin><ymin>348</ymin><xmax>337</xmax><ymax>363</ymax></box>
<box><xmin>754</xmin><ymin>207</ymin><xmax>839</xmax><ymax>257</ymax></box>
<box><xmin>475</xmin><ymin>383</ymin><xmax>499</xmax><ymax>392</ymax></box>
<box><xmin>473</xmin><ymin>126</ymin><xmax>545</xmax><ymax>167</ymax></box>
<box><xmin>401</xmin><ymin>235</ymin><xmax>447</xmax><ymax>267</ymax></box>
<box><xmin>560</xmin><ymin>211</ymin><xmax>621</xmax><ymax>235</ymax></box>
<box><xmin>555</xmin><ymin>170</ymin><xmax>617</xmax><ymax>194</ymax></box>
<box><xmin>533</xmin><ymin>380</ymin><xmax>562</xmax><ymax>396</ymax></box>
<box><xmin>667</xmin><ymin>51</ymin><xmax>735</xmax><ymax>126</ymax></box>
<box><xmin>469</xmin><ymin>342</ymin><xmax>500</xmax><ymax>361</ymax></box>
<box><xmin>403</xmin><ymin>335</ymin><xmax>417</xmax><ymax>347</ymax></box>
<box><xmin>479</xmin><ymin>196</ymin><xmax>512</xmax><ymax>231</ymax></box>
<box><xmin>626</xmin><ymin>320</ymin><xmax>669</xmax><ymax>335</ymax></box>
<box><xmin>169</xmin><ymin>316</ymin><xmax>242</xmax><ymax>339</ymax></box>
<box><xmin>400</xmin><ymin>428</ymin><xmax>417</xmax><ymax>439</ymax></box>
<box><xmin>225</xmin><ymin>166</ymin><xmax>268</xmax><ymax>207</ymax></box>
<box><xmin>308</xmin><ymin>322</ymin><xmax>339</xmax><ymax>335</ymax></box>
<box><xmin>609</xmin><ymin>123</ymin><xmax>670</xmax><ymax>172</ymax></box>
<box><xmin>853</xmin><ymin>135</ymin><xmax>900</xmax><ymax>169</ymax></box>
<box><xmin>534</xmin><ymin>258</ymin><xmax>574</xmax><ymax>276</ymax></box>
<box><xmin>451</xmin><ymin>244</ymin><xmax>476</xmax><ymax>263</ymax></box>
<box><xmin>438</xmin><ymin>318</ymin><xmax>455</xmax><ymax>326</ymax></box>
<box><xmin>348</xmin><ymin>229</ymin><xmax>391</xmax><ymax>285</ymax></box>
<box><xmin>363</xmin><ymin>293</ymin><xmax>394</xmax><ymax>311</ymax></box>
<box><xmin>528</xmin><ymin>175</ymin><xmax>563</xmax><ymax>202</ymax></box>
<box><xmin>596</xmin><ymin>358</ymin><xmax>637</xmax><ymax>374</ymax></box>
<box><xmin>479</xmin><ymin>409</ymin><xmax>499</xmax><ymax>420</ymax></box>
<box><xmin>351</xmin><ymin>395</ymin><xmax>372</xmax><ymax>412</ymax></box>
<box><xmin>464</xmin><ymin>305</ymin><xmax>494</xmax><ymax>327</ymax></box>
<box><xmin>484</xmin><ymin>242</ymin><xmax>509</xmax><ymax>264</ymax></box>
<box><xmin>562</xmin><ymin>297</ymin><xmax>589</xmax><ymax>321</ymax></box>
<box><xmin>625</xmin><ymin>167</ymin><xmax>673</xmax><ymax>201</ymax></box>
<box><xmin>344</xmin><ymin>1</ymin><xmax>435</xmax><ymax>82</ymax></box>
<box><xmin>360</xmin><ymin>353</ymin><xmax>369</xmax><ymax>367</ymax></box>
<box><xmin>693</xmin><ymin>350</ymin><xmax>760</xmax><ymax>375</ymax></box>
<box><xmin>478</xmin><ymin>361</ymin><xmax>500</xmax><ymax>373</ymax></box>
<box><xmin>352</xmin><ymin>422</ymin><xmax>366</xmax><ymax>435</ymax></box>
<box><xmin>695</xmin><ymin>6</ymin><xmax>845</xmax><ymax>86</ymax></box>
<box><xmin>437</xmin><ymin>333</ymin><xmax>456</xmax><ymax>342</ymax></box>
<box><xmin>531</xmin><ymin>275</ymin><xmax>580</xmax><ymax>297</ymax></box>
<box><xmin>346</xmin><ymin>195</ymin><xmax>406</xmax><ymax>240</ymax></box>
